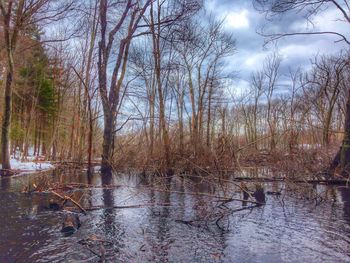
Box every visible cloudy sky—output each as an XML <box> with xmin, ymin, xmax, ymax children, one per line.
<box><xmin>205</xmin><ymin>0</ymin><xmax>349</xmax><ymax>93</ymax></box>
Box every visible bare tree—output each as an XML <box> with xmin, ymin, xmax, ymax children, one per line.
<box><xmin>305</xmin><ymin>54</ymin><xmax>348</xmax><ymax>145</ymax></box>
<box><xmin>254</xmin><ymin>0</ymin><xmax>350</xmax><ymax>173</ymax></box>
<box><xmin>175</xmin><ymin>17</ymin><xmax>236</xmax><ymax>156</ymax></box>
<box><xmin>97</xmin><ymin>0</ymin><xmax>151</xmax><ymax>173</ymax></box>
<box><xmin>264</xmin><ymin>53</ymin><xmax>281</xmax><ymax>151</ymax></box>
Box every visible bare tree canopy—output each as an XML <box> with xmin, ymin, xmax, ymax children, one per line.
<box><xmin>254</xmin><ymin>0</ymin><xmax>350</xmax><ymax>45</ymax></box>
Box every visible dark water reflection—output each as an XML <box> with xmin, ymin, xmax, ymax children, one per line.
<box><xmin>0</xmin><ymin>168</ymin><xmax>349</xmax><ymax>262</ymax></box>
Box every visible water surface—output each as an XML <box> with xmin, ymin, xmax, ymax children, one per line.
<box><xmin>0</xmin><ymin>168</ymin><xmax>349</xmax><ymax>262</ymax></box>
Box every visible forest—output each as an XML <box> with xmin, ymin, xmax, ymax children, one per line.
<box><xmin>0</xmin><ymin>0</ymin><xmax>350</xmax><ymax>262</ymax></box>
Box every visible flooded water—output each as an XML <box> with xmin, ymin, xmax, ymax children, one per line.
<box><xmin>0</xmin><ymin>168</ymin><xmax>350</xmax><ymax>263</ymax></box>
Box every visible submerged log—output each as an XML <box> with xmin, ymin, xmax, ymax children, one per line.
<box><xmin>61</xmin><ymin>213</ymin><xmax>81</xmax><ymax>234</ymax></box>
<box><xmin>253</xmin><ymin>185</ymin><xmax>266</xmax><ymax>205</ymax></box>
<box><xmin>49</xmin><ymin>199</ymin><xmax>61</xmax><ymax>211</ymax></box>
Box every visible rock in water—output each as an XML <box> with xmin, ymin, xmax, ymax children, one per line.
<box><xmin>253</xmin><ymin>185</ymin><xmax>266</xmax><ymax>205</ymax></box>
<box><xmin>61</xmin><ymin>213</ymin><xmax>81</xmax><ymax>234</ymax></box>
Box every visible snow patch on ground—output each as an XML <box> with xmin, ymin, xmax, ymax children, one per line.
<box><xmin>0</xmin><ymin>158</ymin><xmax>54</xmax><ymax>171</ymax></box>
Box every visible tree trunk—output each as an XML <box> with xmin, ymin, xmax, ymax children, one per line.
<box><xmin>206</xmin><ymin>86</ymin><xmax>212</xmax><ymax>148</ymax></box>
<box><xmin>68</xmin><ymin>89</ymin><xmax>76</xmax><ymax>160</ymax></box>
<box><xmin>187</xmin><ymin>70</ymin><xmax>198</xmax><ymax>154</ymax></box>
<box><xmin>330</xmin><ymin>88</ymin><xmax>350</xmax><ymax>175</ymax></box>
<box><xmin>0</xmin><ymin>0</ymin><xmax>26</xmax><ymax>171</ymax></box>
<box><xmin>87</xmin><ymin>112</ymin><xmax>93</xmax><ymax>173</ymax></box>
<box><xmin>1</xmin><ymin>71</ymin><xmax>12</xmax><ymax>170</ymax></box>
<box><xmin>34</xmin><ymin>123</ymin><xmax>38</xmax><ymax>157</ymax></box>
<box><xmin>178</xmin><ymin>94</ymin><xmax>184</xmax><ymax>155</ymax></box>
<box><xmin>340</xmin><ymin>88</ymin><xmax>350</xmax><ymax>170</ymax></box>
<box><xmin>101</xmin><ymin>112</ymin><xmax>114</xmax><ymax>173</ymax></box>
<box><xmin>150</xmin><ymin>1</ymin><xmax>171</xmax><ymax>173</ymax></box>
<box><xmin>149</xmin><ymin>78</ymin><xmax>155</xmax><ymax>157</ymax></box>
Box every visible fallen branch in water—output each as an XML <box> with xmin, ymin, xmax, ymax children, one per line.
<box><xmin>50</xmin><ymin>181</ymin><xmax>262</xmax><ymax>205</ymax></box>
<box><xmin>229</xmin><ymin>205</ymin><xmax>258</xmax><ymax>212</ymax></box>
<box><xmin>47</xmin><ymin>181</ymin><xmax>262</xmax><ymax>207</ymax></box>
<box><xmin>216</xmin><ymin>197</ymin><xmax>262</xmax><ymax>205</ymax></box>
<box><xmin>223</xmin><ymin>176</ymin><xmax>349</xmax><ymax>185</ymax></box>
<box><xmin>175</xmin><ymin>159</ymin><xmax>262</xmax><ymax>203</ymax></box>
<box><xmin>81</xmin><ymin>244</ymin><xmax>106</xmax><ymax>262</ymax></box>
<box><xmin>47</xmin><ymin>182</ymin><xmax>124</xmax><ymax>191</ymax></box>
<box><xmin>50</xmin><ymin>190</ymin><xmax>87</xmax><ymax>215</ymax></box>
<box><xmin>92</xmin><ymin>202</ymin><xmax>172</xmax><ymax>210</ymax></box>
<box><xmin>149</xmin><ymin>187</ymin><xmax>261</xmax><ymax>205</ymax></box>
<box><xmin>78</xmin><ymin>235</ymin><xmax>113</xmax><ymax>262</ymax></box>
<box><xmin>64</xmin><ymin>202</ymin><xmax>174</xmax><ymax>212</ymax></box>
<box><xmin>175</xmin><ymin>204</ymin><xmax>259</xmax><ymax>230</ymax></box>
<box><xmin>215</xmin><ymin>204</ymin><xmax>259</xmax><ymax>230</ymax></box>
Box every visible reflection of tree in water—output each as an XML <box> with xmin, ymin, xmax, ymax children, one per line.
<box><xmin>101</xmin><ymin>173</ymin><xmax>114</xmax><ymax>229</ymax></box>
<box><xmin>177</xmin><ymin>176</ymin><xmax>186</xmax><ymax>221</ymax></box>
<box><xmin>339</xmin><ymin>186</ymin><xmax>350</xmax><ymax>225</ymax></box>
<box><xmin>1</xmin><ymin>177</ymin><xmax>11</xmax><ymax>191</ymax></box>
<box><xmin>187</xmin><ymin>176</ymin><xmax>227</xmax><ymax>260</ymax></box>
<box><xmin>99</xmin><ymin>172</ymin><xmax>125</xmax><ymax>258</ymax></box>
<box><xmin>152</xmin><ymin>176</ymin><xmax>172</xmax><ymax>262</ymax></box>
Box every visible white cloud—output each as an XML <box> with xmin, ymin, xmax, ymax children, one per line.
<box><xmin>280</xmin><ymin>44</ymin><xmax>312</xmax><ymax>59</ymax></box>
<box><xmin>225</xmin><ymin>10</ymin><xmax>250</xmax><ymax>29</ymax></box>
<box><xmin>313</xmin><ymin>8</ymin><xmax>346</xmax><ymax>31</ymax></box>
<box><xmin>244</xmin><ymin>52</ymin><xmax>267</xmax><ymax>69</ymax></box>
<box><xmin>205</xmin><ymin>1</ymin><xmax>347</xmax><ymax>87</ymax></box>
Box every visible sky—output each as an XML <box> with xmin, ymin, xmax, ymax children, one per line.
<box><xmin>205</xmin><ymin>0</ymin><xmax>350</xmax><ymax>94</ymax></box>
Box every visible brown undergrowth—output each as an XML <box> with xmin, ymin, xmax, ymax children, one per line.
<box><xmin>111</xmin><ymin>138</ymin><xmax>342</xmax><ymax>181</ymax></box>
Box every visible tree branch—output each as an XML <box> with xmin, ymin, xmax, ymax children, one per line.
<box><xmin>261</xmin><ymin>31</ymin><xmax>350</xmax><ymax>45</ymax></box>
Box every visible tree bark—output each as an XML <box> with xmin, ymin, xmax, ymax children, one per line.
<box><xmin>0</xmin><ymin>0</ymin><xmax>25</xmax><ymax>172</ymax></box>
<box><xmin>340</xmin><ymin>88</ymin><xmax>350</xmax><ymax>170</ymax></box>
<box><xmin>150</xmin><ymin>1</ymin><xmax>171</xmax><ymax>172</ymax></box>
<box><xmin>1</xmin><ymin>71</ymin><xmax>13</xmax><ymax>170</ymax></box>
<box><xmin>98</xmin><ymin>0</ymin><xmax>150</xmax><ymax>175</ymax></box>
<box><xmin>101</xmin><ymin>112</ymin><xmax>114</xmax><ymax>173</ymax></box>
